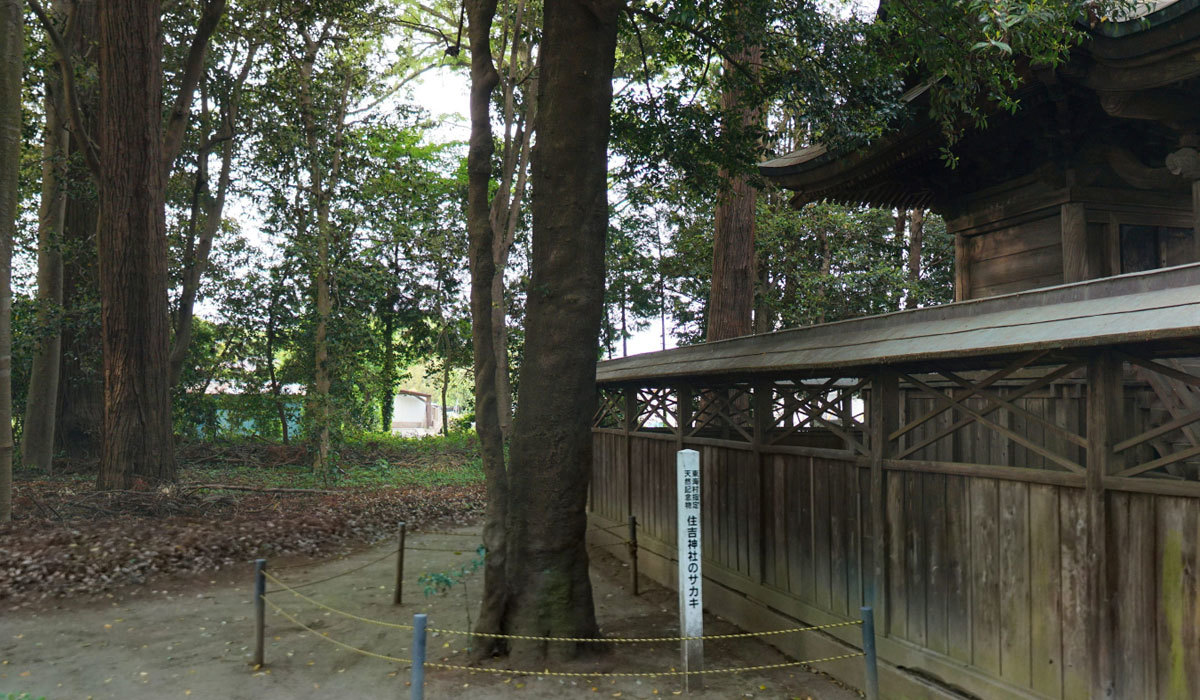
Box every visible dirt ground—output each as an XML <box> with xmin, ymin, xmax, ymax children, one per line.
<box><xmin>0</xmin><ymin>525</ymin><xmax>864</xmax><ymax>700</ymax></box>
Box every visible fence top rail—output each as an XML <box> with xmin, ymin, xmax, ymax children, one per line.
<box><xmin>596</xmin><ymin>264</ymin><xmax>1200</xmax><ymax>385</ymax></box>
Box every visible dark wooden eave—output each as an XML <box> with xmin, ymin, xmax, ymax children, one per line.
<box><xmin>595</xmin><ymin>263</ymin><xmax>1200</xmax><ymax>385</ymax></box>
<box><xmin>758</xmin><ymin>0</ymin><xmax>1200</xmax><ymax>211</ymax></box>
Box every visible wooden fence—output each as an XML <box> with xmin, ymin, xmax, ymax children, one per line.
<box><xmin>590</xmin><ymin>349</ymin><xmax>1200</xmax><ymax>699</ymax></box>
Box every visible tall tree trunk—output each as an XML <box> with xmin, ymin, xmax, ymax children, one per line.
<box><xmin>706</xmin><ymin>8</ymin><xmax>762</xmax><ymax>343</ymax></box>
<box><xmin>53</xmin><ymin>0</ymin><xmax>102</xmax><ymax>463</ymax></box>
<box><xmin>906</xmin><ymin>209</ymin><xmax>924</xmax><ymax>310</ymax></box>
<box><xmin>95</xmin><ymin>0</ymin><xmax>176</xmax><ymax>489</ymax></box>
<box><xmin>22</xmin><ymin>74</ymin><xmax>69</xmax><ymax>473</ymax></box>
<box><xmin>502</xmin><ymin>0</ymin><xmax>620</xmax><ymax>661</ymax></box>
<box><xmin>440</xmin><ymin>361</ymin><xmax>449</xmax><ymax>437</ymax></box>
<box><xmin>55</xmin><ymin>176</ymin><xmax>102</xmax><ymax>461</ymax></box>
<box><xmin>465</xmin><ymin>0</ymin><xmax>510</xmax><ymax>655</ymax></box>
<box><xmin>380</xmin><ymin>309</ymin><xmax>395</xmax><ymax>432</ymax></box>
<box><xmin>265</xmin><ymin>299</ymin><xmax>288</xmax><ymax>444</ymax></box>
<box><xmin>0</xmin><ymin>0</ymin><xmax>20</xmax><ymax>522</ymax></box>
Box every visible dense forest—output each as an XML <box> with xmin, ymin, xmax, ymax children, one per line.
<box><xmin>3</xmin><ymin>0</ymin><xmax>958</xmax><ymax>491</ymax></box>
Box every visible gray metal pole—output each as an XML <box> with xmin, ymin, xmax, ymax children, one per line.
<box><xmin>253</xmin><ymin>558</ymin><xmax>266</xmax><ymax>668</ymax></box>
<box><xmin>394</xmin><ymin>521</ymin><xmax>407</xmax><ymax>605</ymax></box>
<box><xmin>411</xmin><ymin>613</ymin><xmax>427</xmax><ymax>700</ymax></box>
<box><xmin>861</xmin><ymin>605</ymin><xmax>879</xmax><ymax>700</ymax></box>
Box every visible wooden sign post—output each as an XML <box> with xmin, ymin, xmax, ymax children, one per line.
<box><xmin>676</xmin><ymin>448</ymin><xmax>703</xmax><ymax>690</ymax></box>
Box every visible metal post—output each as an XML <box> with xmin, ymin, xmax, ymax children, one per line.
<box><xmin>394</xmin><ymin>521</ymin><xmax>407</xmax><ymax>605</ymax></box>
<box><xmin>861</xmin><ymin>605</ymin><xmax>879</xmax><ymax>700</ymax></box>
<box><xmin>253</xmin><ymin>558</ymin><xmax>266</xmax><ymax>668</ymax></box>
<box><xmin>411</xmin><ymin>613</ymin><xmax>428</xmax><ymax>700</ymax></box>
<box><xmin>627</xmin><ymin>514</ymin><xmax>639</xmax><ymax>596</ymax></box>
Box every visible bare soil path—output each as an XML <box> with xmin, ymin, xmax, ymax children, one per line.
<box><xmin>1</xmin><ymin>525</ymin><xmax>863</xmax><ymax>700</ymax></box>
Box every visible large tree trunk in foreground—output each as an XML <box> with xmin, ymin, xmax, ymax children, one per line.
<box><xmin>95</xmin><ymin>0</ymin><xmax>176</xmax><ymax>488</ymax></box>
<box><xmin>501</xmin><ymin>0</ymin><xmax>620</xmax><ymax>662</ymax></box>
<box><xmin>22</xmin><ymin>76</ymin><xmax>69</xmax><ymax>473</ymax></box>
<box><xmin>0</xmin><ymin>0</ymin><xmax>20</xmax><ymax>521</ymax></box>
<box><xmin>466</xmin><ymin>0</ymin><xmax>511</xmax><ymax>656</ymax></box>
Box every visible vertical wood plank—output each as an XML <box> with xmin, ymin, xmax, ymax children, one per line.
<box><xmin>848</xmin><ymin>464</ymin><xmax>864</xmax><ymax>611</ymax></box>
<box><xmin>887</xmin><ymin>470</ymin><xmax>908</xmax><ymax>637</ymax></box>
<box><xmin>1110</xmin><ymin>492</ymin><xmax>1156</xmax><ymax>700</ymax></box>
<box><xmin>1060</xmin><ymin>488</ymin><xmax>1091</xmax><ymax>699</ymax></box>
<box><xmin>772</xmin><ymin>456</ymin><xmax>788</xmax><ymax>589</ymax></box>
<box><xmin>1029</xmin><ymin>484</ymin><xmax>1064</xmax><ymax>699</ymax></box>
<box><xmin>970</xmin><ymin>477</ymin><xmax>1001</xmax><ymax>677</ymax></box>
<box><xmin>905</xmin><ymin>471</ymin><xmax>927</xmax><ymax>646</ymax></box>
<box><xmin>924</xmin><ymin>472</ymin><xmax>949</xmax><ymax>656</ymax></box>
<box><xmin>1086</xmin><ymin>352</ymin><xmax>1119</xmax><ymax>698</ymax></box>
<box><xmin>945</xmin><ymin>474</ymin><xmax>972</xmax><ymax>664</ymax></box>
<box><xmin>814</xmin><ymin>457</ymin><xmax>832</xmax><ymax>611</ymax></box>
<box><xmin>830</xmin><ymin>460</ymin><xmax>848</xmax><ymax>616</ymax></box>
<box><xmin>871</xmin><ymin>371</ymin><xmax>900</xmax><ymax>628</ymax></box>
<box><xmin>999</xmin><ymin>480</ymin><xmax>1032</xmax><ymax>688</ymax></box>
<box><xmin>1156</xmin><ymin>496</ymin><xmax>1199</xmax><ymax>700</ymax></box>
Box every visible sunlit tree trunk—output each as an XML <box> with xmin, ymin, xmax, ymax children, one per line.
<box><xmin>466</xmin><ymin>0</ymin><xmax>510</xmax><ymax>654</ymax></box>
<box><xmin>22</xmin><ymin>71</ymin><xmax>69</xmax><ymax>473</ymax></box>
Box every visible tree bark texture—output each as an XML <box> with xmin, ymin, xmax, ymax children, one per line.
<box><xmin>465</xmin><ymin>0</ymin><xmax>511</xmax><ymax>655</ymax></box>
<box><xmin>905</xmin><ymin>209</ymin><xmax>924</xmax><ymax>310</ymax></box>
<box><xmin>53</xmin><ymin>0</ymin><xmax>102</xmax><ymax>462</ymax></box>
<box><xmin>95</xmin><ymin>0</ymin><xmax>176</xmax><ymax>488</ymax></box>
<box><xmin>0</xmin><ymin>0</ymin><xmax>20</xmax><ymax>521</ymax></box>
<box><xmin>22</xmin><ymin>73</ymin><xmax>69</xmax><ymax>472</ymax></box>
<box><xmin>706</xmin><ymin>19</ymin><xmax>761</xmax><ymax>343</ymax></box>
<box><xmin>502</xmin><ymin>0</ymin><xmax>620</xmax><ymax>661</ymax></box>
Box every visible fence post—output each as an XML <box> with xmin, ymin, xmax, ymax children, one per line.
<box><xmin>411</xmin><ymin>613</ymin><xmax>427</xmax><ymax>700</ymax></box>
<box><xmin>253</xmin><ymin>558</ymin><xmax>266</xmax><ymax>668</ymax></box>
<box><xmin>861</xmin><ymin>605</ymin><xmax>879</xmax><ymax>700</ymax></box>
<box><xmin>627</xmin><ymin>514</ymin><xmax>639</xmax><ymax>596</ymax></box>
<box><xmin>394</xmin><ymin>521</ymin><xmax>407</xmax><ymax>605</ymax></box>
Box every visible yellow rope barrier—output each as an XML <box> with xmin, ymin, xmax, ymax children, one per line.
<box><xmin>263</xmin><ymin>571</ymin><xmax>414</xmax><ymax>630</ymax></box>
<box><xmin>265</xmin><ymin>568</ymin><xmax>860</xmax><ymax>642</ymax></box>
<box><xmin>425</xmin><ymin>618</ymin><xmax>863</xmax><ymax>643</ymax></box>
<box><xmin>262</xmin><ymin>595</ymin><xmax>864</xmax><ymax>678</ymax></box>
<box><xmin>426</xmin><ymin>652</ymin><xmax>866</xmax><ymax>678</ymax></box>
<box><xmin>263</xmin><ymin>549</ymin><xmax>396</xmax><ymax>592</ymax></box>
<box><xmin>263</xmin><ymin>597</ymin><xmax>414</xmax><ymax>664</ymax></box>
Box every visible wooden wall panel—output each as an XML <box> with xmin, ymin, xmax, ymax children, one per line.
<box><xmin>596</xmin><ymin>427</ymin><xmax>1200</xmax><ymax>699</ymax></box>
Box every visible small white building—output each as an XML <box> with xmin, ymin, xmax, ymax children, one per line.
<box><xmin>391</xmin><ymin>389</ymin><xmax>442</xmax><ymax>436</ymax></box>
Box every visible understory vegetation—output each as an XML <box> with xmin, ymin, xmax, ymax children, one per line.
<box><xmin>0</xmin><ymin>433</ymin><xmax>484</xmax><ymax>604</ymax></box>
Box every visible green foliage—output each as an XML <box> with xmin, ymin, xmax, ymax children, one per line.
<box><xmin>182</xmin><ymin>430</ymin><xmax>484</xmax><ymax>490</ymax></box>
<box><xmin>419</xmin><ymin>545</ymin><xmax>487</xmax><ymax>597</ymax></box>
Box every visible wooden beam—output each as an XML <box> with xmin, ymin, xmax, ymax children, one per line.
<box><xmin>954</xmin><ymin>231</ymin><xmax>970</xmax><ymax>301</ymax></box>
<box><xmin>1062</xmin><ymin>202</ymin><xmax>1095</xmax><ymax>282</ymax></box>
<box><xmin>868</xmin><ymin>369</ymin><xmax>899</xmax><ymax>634</ymax></box>
<box><xmin>1086</xmin><ymin>351</ymin><xmax>1121</xmax><ymax>698</ymax></box>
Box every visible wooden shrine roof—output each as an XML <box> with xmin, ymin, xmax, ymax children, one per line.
<box><xmin>595</xmin><ymin>264</ymin><xmax>1200</xmax><ymax>384</ymax></box>
<box><xmin>758</xmin><ymin>0</ymin><xmax>1200</xmax><ymax>210</ymax></box>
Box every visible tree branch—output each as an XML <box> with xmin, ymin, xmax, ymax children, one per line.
<box><xmin>627</xmin><ymin>5</ymin><xmax>755</xmax><ymax>80</ymax></box>
<box><xmin>29</xmin><ymin>0</ymin><xmax>100</xmax><ymax>177</ymax></box>
<box><xmin>162</xmin><ymin>0</ymin><xmax>227</xmax><ymax>175</ymax></box>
